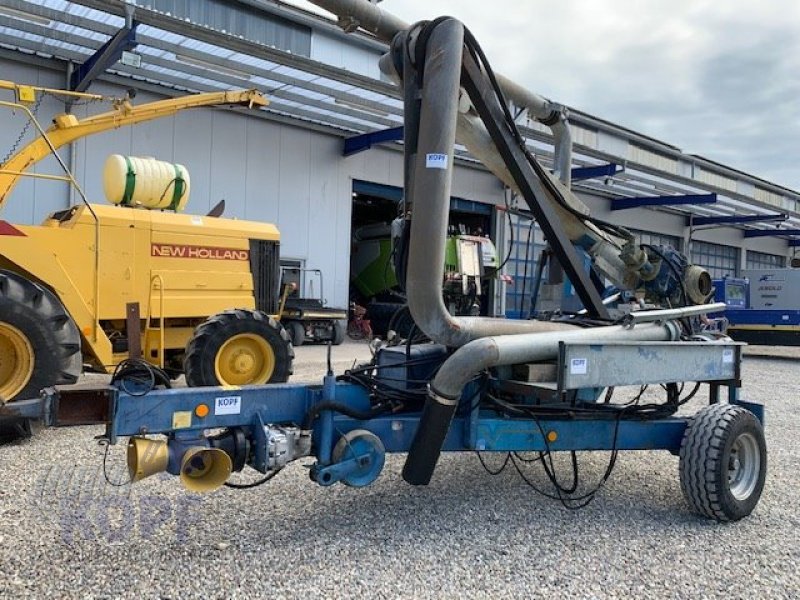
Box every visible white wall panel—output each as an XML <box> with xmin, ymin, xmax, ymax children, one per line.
<box><xmin>311</xmin><ymin>31</ymin><xmax>381</xmax><ymax>79</ymax></box>
<box><xmin>0</xmin><ymin>57</ymin><xmax>70</xmax><ymax>222</ymax></box>
<box><xmin>207</xmin><ymin>110</ymin><xmax>249</xmax><ymax>217</ymax></box>
<box><xmin>276</xmin><ymin>126</ymin><xmax>312</xmax><ymax>259</ymax></box>
<box><xmin>172</xmin><ymin>109</ymin><xmax>214</xmax><ymax>211</ymax></box>
<box><xmin>244</xmin><ymin>121</ymin><xmax>282</xmax><ymax>224</ymax></box>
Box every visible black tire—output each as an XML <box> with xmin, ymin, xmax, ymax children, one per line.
<box><xmin>184</xmin><ymin>309</ymin><xmax>294</xmax><ymax>387</ymax></box>
<box><xmin>679</xmin><ymin>403</ymin><xmax>767</xmax><ymax>521</ymax></box>
<box><xmin>0</xmin><ymin>270</ymin><xmax>81</xmax><ymax>403</ymax></box>
<box><xmin>366</xmin><ymin>301</ymin><xmax>403</xmax><ymax>338</ymax></box>
<box><xmin>386</xmin><ymin>304</ymin><xmax>418</xmax><ymax>339</ymax></box>
<box><xmin>287</xmin><ymin>321</ymin><xmax>305</xmax><ymax>347</ymax></box>
<box><xmin>0</xmin><ymin>417</ymin><xmax>33</xmax><ymax>444</ymax></box>
<box><xmin>332</xmin><ymin>321</ymin><xmax>345</xmax><ymax>345</ymax></box>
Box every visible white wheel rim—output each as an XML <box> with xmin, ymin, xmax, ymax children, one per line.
<box><xmin>728</xmin><ymin>432</ymin><xmax>760</xmax><ymax>501</ymax></box>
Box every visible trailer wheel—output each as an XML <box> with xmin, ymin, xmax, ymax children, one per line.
<box><xmin>287</xmin><ymin>321</ymin><xmax>305</xmax><ymax>347</ymax></box>
<box><xmin>332</xmin><ymin>429</ymin><xmax>386</xmax><ymax>487</ymax></box>
<box><xmin>0</xmin><ymin>270</ymin><xmax>81</xmax><ymax>403</ymax></box>
<box><xmin>679</xmin><ymin>403</ymin><xmax>766</xmax><ymax>521</ymax></box>
<box><xmin>332</xmin><ymin>321</ymin><xmax>345</xmax><ymax>345</ymax></box>
<box><xmin>184</xmin><ymin>309</ymin><xmax>294</xmax><ymax>387</ymax></box>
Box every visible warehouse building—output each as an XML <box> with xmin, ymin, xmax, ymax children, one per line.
<box><xmin>1</xmin><ymin>0</ymin><xmax>799</xmax><ymax>317</ymax></box>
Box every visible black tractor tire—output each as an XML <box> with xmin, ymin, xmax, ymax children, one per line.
<box><xmin>184</xmin><ymin>309</ymin><xmax>294</xmax><ymax>387</ymax></box>
<box><xmin>332</xmin><ymin>321</ymin><xmax>345</xmax><ymax>345</ymax></box>
<box><xmin>679</xmin><ymin>403</ymin><xmax>767</xmax><ymax>522</ymax></box>
<box><xmin>287</xmin><ymin>321</ymin><xmax>305</xmax><ymax>347</ymax></box>
<box><xmin>366</xmin><ymin>301</ymin><xmax>403</xmax><ymax>338</ymax></box>
<box><xmin>0</xmin><ymin>270</ymin><xmax>81</xmax><ymax>404</ymax></box>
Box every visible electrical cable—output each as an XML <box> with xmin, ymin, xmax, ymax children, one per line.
<box><xmin>98</xmin><ymin>437</ymin><xmax>132</xmax><ymax>487</ymax></box>
<box><xmin>519</xmin><ymin>218</ymin><xmax>535</xmax><ymax>318</ymax></box>
<box><xmin>461</xmin><ymin>27</ymin><xmax>634</xmax><ymax>243</ymax></box>
<box><xmin>110</xmin><ymin>358</ymin><xmax>172</xmax><ymax>396</ymax></box>
<box><xmin>224</xmin><ymin>468</ymin><xmax>282</xmax><ymax>489</ymax></box>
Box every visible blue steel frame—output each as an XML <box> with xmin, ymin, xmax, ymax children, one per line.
<box><xmin>611</xmin><ymin>193</ymin><xmax>717</xmax><ymax>211</ymax></box>
<box><xmin>744</xmin><ymin>228</ymin><xmax>800</xmax><ymax>238</ymax></box>
<box><xmin>690</xmin><ymin>213</ymin><xmax>787</xmax><ymax>227</ymax></box>
<box><xmin>108</xmin><ymin>371</ymin><xmax>763</xmax><ymax>488</ymax></box>
<box><xmin>571</xmin><ymin>163</ymin><xmax>621</xmax><ymax>181</ymax></box>
<box><xmin>70</xmin><ymin>23</ymin><xmax>139</xmax><ymax>92</ymax></box>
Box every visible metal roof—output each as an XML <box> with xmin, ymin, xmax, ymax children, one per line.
<box><xmin>1</xmin><ymin>0</ymin><xmax>799</xmax><ymax>240</ymax></box>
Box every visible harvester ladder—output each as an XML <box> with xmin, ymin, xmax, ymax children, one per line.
<box><xmin>144</xmin><ymin>274</ymin><xmax>166</xmax><ymax>368</ymax></box>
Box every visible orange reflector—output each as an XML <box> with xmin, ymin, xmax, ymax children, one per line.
<box><xmin>195</xmin><ymin>404</ymin><xmax>210</xmax><ymax>418</ymax></box>
<box><xmin>82</xmin><ymin>326</ymin><xmax>92</xmax><ymax>336</ymax></box>
<box><xmin>546</xmin><ymin>430</ymin><xmax>558</xmax><ymax>443</ymax></box>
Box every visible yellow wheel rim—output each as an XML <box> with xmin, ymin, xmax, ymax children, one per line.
<box><xmin>214</xmin><ymin>333</ymin><xmax>275</xmax><ymax>386</ymax></box>
<box><xmin>0</xmin><ymin>322</ymin><xmax>35</xmax><ymax>402</ymax></box>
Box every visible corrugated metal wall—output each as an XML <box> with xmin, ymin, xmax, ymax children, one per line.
<box><xmin>145</xmin><ymin>0</ymin><xmax>312</xmax><ymax>56</ymax></box>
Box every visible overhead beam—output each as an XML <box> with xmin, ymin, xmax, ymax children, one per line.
<box><xmin>70</xmin><ymin>22</ymin><xmax>138</xmax><ymax>92</ymax></box>
<box><xmin>1</xmin><ymin>1</ymin><xmax>403</xmax><ymax>122</ymax></box>
<box><xmin>744</xmin><ymin>229</ymin><xmax>800</xmax><ymax>239</ymax></box>
<box><xmin>610</xmin><ymin>193</ymin><xmax>717</xmax><ymax>211</ymax></box>
<box><xmin>343</xmin><ymin>126</ymin><xmax>403</xmax><ymax>156</ymax></box>
<box><xmin>571</xmin><ymin>163</ymin><xmax>621</xmax><ymax>181</ymax></box>
<box><xmin>67</xmin><ymin>0</ymin><xmax>400</xmax><ymax>98</ymax></box>
<box><xmin>689</xmin><ymin>213</ymin><xmax>788</xmax><ymax>227</ymax></box>
<box><xmin>0</xmin><ymin>17</ymin><xmax>398</xmax><ymax>132</ymax></box>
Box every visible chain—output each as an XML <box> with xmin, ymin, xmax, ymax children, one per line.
<box><xmin>1</xmin><ymin>93</ymin><xmax>44</xmax><ymax>165</ymax></box>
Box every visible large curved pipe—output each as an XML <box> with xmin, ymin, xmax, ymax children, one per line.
<box><xmin>402</xmin><ymin>319</ymin><xmax>681</xmax><ymax>485</ymax></box>
<box><xmin>399</xmin><ymin>18</ymin><xmax>580</xmax><ymax>347</ymax></box>
<box><xmin>309</xmin><ymin>0</ymin><xmax>574</xmax><ymax>186</ymax></box>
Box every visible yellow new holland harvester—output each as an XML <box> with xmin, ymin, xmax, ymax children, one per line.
<box><xmin>0</xmin><ymin>82</ymin><xmax>294</xmax><ymax>412</ymax></box>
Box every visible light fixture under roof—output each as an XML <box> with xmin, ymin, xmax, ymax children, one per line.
<box><xmin>175</xmin><ymin>53</ymin><xmax>253</xmax><ymax>80</ymax></box>
<box><xmin>0</xmin><ymin>6</ymin><xmax>52</xmax><ymax>27</ymax></box>
<box><xmin>334</xmin><ymin>96</ymin><xmax>388</xmax><ymax>117</ymax></box>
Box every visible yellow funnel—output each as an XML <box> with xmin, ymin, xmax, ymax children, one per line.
<box><xmin>127</xmin><ymin>437</ymin><xmax>169</xmax><ymax>482</ymax></box>
<box><xmin>179</xmin><ymin>447</ymin><xmax>232</xmax><ymax>493</ymax></box>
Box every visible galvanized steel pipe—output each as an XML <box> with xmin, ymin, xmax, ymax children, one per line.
<box><xmin>403</xmin><ymin>319</ymin><xmax>681</xmax><ymax>485</ymax></box>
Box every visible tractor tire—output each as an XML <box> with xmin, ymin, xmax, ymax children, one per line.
<box><xmin>679</xmin><ymin>403</ymin><xmax>767</xmax><ymax>522</ymax></box>
<box><xmin>0</xmin><ymin>270</ymin><xmax>81</xmax><ymax>404</ymax></box>
<box><xmin>184</xmin><ymin>309</ymin><xmax>294</xmax><ymax>387</ymax></box>
<box><xmin>332</xmin><ymin>321</ymin><xmax>345</xmax><ymax>345</ymax></box>
<box><xmin>287</xmin><ymin>321</ymin><xmax>305</xmax><ymax>347</ymax></box>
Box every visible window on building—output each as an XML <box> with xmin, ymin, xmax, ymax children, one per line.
<box><xmin>691</xmin><ymin>241</ymin><xmax>739</xmax><ymax>278</ymax></box>
<box><xmin>629</xmin><ymin>228</ymin><xmax>682</xmax><ymax>251</ymax></box>
<box><xmin>746</xmin><ymin>250</ymin><xmax>786</xmax><ymax>270</ymax></box>
<box><xmin>505</xmin><ymin>214</ymin><xmax>546</xmax><ymax>319</ymax></box>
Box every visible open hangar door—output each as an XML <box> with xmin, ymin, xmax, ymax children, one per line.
<box><xmin>349</xmin><ymin>180</ymin><xmax>499</xmax><ymax>336</ymax></box>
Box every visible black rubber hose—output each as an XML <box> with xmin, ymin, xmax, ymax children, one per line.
<box><xmin>301</xmin><ymin>402</ymin><xmax>384</xmax><ymax>430</ymax></box>
<box><xmin>402</xmin><ymin>392</ymin><xmax>459</xmax><ymax>485</ymax></box>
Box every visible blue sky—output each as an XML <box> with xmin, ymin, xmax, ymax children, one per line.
<box><xmin>292</xmin><ymin>1</ymin><xmax>800</xmax><ymax>192</ymax></box>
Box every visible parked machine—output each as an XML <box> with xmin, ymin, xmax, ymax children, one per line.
<box><xmin>279</xmin><ymin>268</ymin><xmax>347</xmax><ymax>346</ymax></box>
<box><xmin>44</xmin><ymin>1</ymin><xmax>766</xmax><ymax>522</ymax></box>
<box><xmin>714</xmin><ymin>270</ymin><xmax>800</xmax><ymax>345</ymax></box>
<box><xmin>0</xmin><ymin>83</ymin><xmax>293</xmax><ymax>415</ymax></box>
<box><xmin>351</xmin><ymin>221</ymin><xmax>499</xmax><ymax>336</ymax></box>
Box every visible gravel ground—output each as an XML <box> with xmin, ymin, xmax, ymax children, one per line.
<box><xmin>1</xmin><ymin>339</ymin><xmax>799</xmax><ymax>599</ymax></box>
